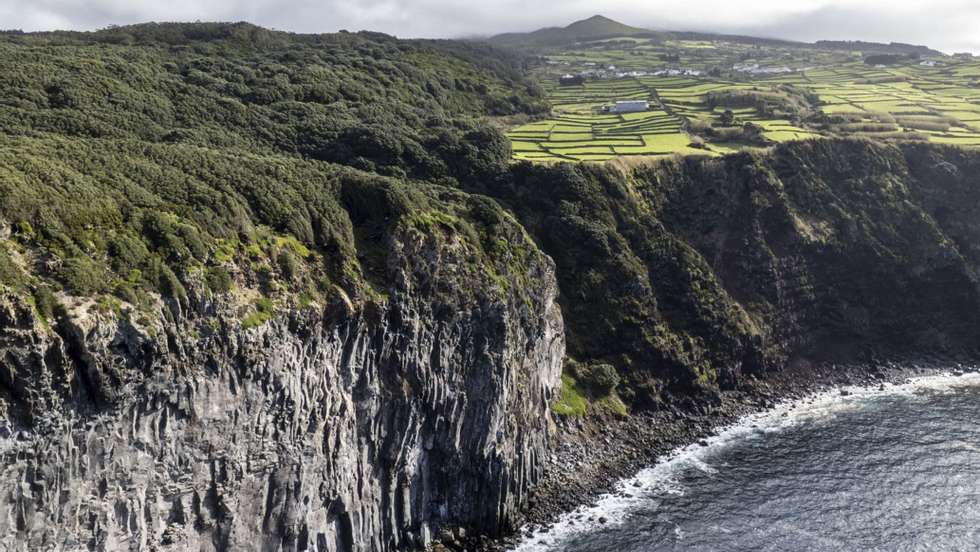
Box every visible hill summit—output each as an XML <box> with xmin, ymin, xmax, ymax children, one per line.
<box><xmin>565</xmin><ymin>15</ymin><xmax>646</xmax><ymax>37</ymax></box>
<box><xmin>489</xmin><ymin>15</ymin><xmax>650</xmax><ymax>47</ymax></box>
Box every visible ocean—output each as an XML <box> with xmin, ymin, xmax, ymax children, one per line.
<box><xmin>515</xmin><ymin>372</ymin><xmax>980</xmax><ymax>551</ymax></box>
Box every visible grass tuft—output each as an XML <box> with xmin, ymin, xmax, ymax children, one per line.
<box><xmin>552</xmin><ymin>373</ymin><xmax>588</xmax><ymax>417</ymax></box>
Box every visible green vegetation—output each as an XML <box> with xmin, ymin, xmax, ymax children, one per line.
<box><xmin>206</xmin><ymin>267</ymin><xmax>233</xmax><ymax>293</ymax></box>
<box><xmin>242</xmin><ymin>296</ymin><xmax>276</xmax><ymax>329</ymax></box>
<box><xmin>579</xmin><ymin>363</ymin><xmax>621</xmax><ymax>395</ymax></box>
<box><xmin>552</xmin><ymin>358</ymin><xmax>628</xmax><ymax>417</ymax></box>
<box><xmin>507</xmin><ymin>78</ymin><xmax>701</xmax><ymax>160</ymax></box>
<box><xmin>552</xmin><ymin>373</ymin><xmax>588</xmax><ymax>417</ymax></box>
<box><xmin>0</xmin><ymin>23</ymin><xmax>545</xmax><ymax>179</ymax></box>
<box><xmin>0</xmin><ymin>22</ymin><xmax>546</xmax><ymax>321</ymax></box>
<box><xmin>0</xmin><ymin>243</ymin><xmax>26</xmax><ymax>290</ymax></box>
<box><xmin>486</xmin><ymin>138</ymin><xmax>980</xmax><ymax>408</ymax></box>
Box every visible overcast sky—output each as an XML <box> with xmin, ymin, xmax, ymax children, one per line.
<box><xmin>1</xmin><ymin>0</ymin><xmax>977</xmax><ymax>54</ymax></box>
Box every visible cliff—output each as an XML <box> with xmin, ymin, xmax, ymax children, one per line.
<box><xmin>479</xmin><ymin>139</ymin><xmax>980</xmax><ymax>412</ymax></box>
<box><xmin>0</xmin><ymin>26</ymin><xmax>564</xmax><ymax>546</ymax></box>
<box><xmin>0</xmin><ymin>183</ymin><xmax>564</xmax><ymax>550</ymax></box>
<box><xmin>5</xmin><ymin>137</ymin><xmax>980</xmax><ymax>550</ymax></box>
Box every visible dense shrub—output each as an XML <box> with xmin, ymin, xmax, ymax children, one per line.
<box><xmin>57</xmin><ymin>257</ymin><xmax>107</xmax><ymax>295</ymax></box>
<box><xmin>32</xmin><ymin>285</ymin><xmax>57</xmax><ymax>321</ymax></box>
<box><xmin>580</xmin><ymin>363</ymin><xmax>621</xmax><ymax>395</ymax></box>
<box><xmin>277</xmin><ymin>250</ymin><xmax>299</xmax><ymax>282</ymax></box>
<box><xmin>206</xmin><ymin>267</ymin><xmax>233</xmax><ymax>293</ymax></box>
<box><xmin>0</xmin><ymin>245</ymin><xmax>24</xmax><ymax>289</ymax></box>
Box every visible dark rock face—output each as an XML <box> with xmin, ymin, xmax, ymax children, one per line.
<box><xmin>0</xmin><ymin>222</ymin><xmax>564</xmax><ymax>551</ymax></box>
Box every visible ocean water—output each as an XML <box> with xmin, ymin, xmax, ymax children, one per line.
<box><xmin>515</xmin><ymin>372</ymin><xmax>980</xmax><ymax>552</ymax></box>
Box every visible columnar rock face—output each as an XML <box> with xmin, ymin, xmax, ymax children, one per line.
<box><xmin>0</xmin><ymin>224</ymin><xmax>565</xmax><ymax>551</ymax></box>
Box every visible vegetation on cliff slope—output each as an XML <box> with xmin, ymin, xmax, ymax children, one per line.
<box><xmin>480</xmin><ymin>140</ymin><xmax>980</xmax><ymax>409</ymax></box>
<box><xmin>0</xmin><ymin>23</ymin><xmax>552</xmax><ymax>320</ymax></box>
<box><xmin>3</xmin><ymin>23</ymin><xmax>980</xmax><ymax>416</ymax></box>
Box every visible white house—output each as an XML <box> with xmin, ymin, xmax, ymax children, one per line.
<box><xmin>609</xmin><ymin>100</ymin><xmax>649</xmax><ymax>114</ymax></box>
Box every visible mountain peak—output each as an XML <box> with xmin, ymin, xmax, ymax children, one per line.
<box><xmin>565</xmin><ymin>14</ymin><xmax>644</xmax><ymax>35</ymax></box>
<box><xmin>489</xmin><ymin>14</ymin><xmax>649</xmax><ymax>47</ymax></box>
<box><xmin>577</xmin><ymin>15</ymin><xmax>620</xmax><ymax>25</ymax></box>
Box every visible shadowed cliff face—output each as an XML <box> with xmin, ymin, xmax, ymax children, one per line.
<box><xmin>482</xmin><ymin>140</ymin><xmax>980</xmax><ymax>407</ymax></box>
<box><xmin>0</xmin><ymin>205</ymin><xmax>564</xmax><ymax>551</ymax></box>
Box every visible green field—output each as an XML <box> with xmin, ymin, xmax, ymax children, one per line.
<box><xmin>507</xmin><ymin>78</ymin><xmax>700</xmax><ymax>161</ymax></box>
<box><xmin>508</xmin><ymin>36</ymin><xmax>980</xmax><ymax>162</ymax></box>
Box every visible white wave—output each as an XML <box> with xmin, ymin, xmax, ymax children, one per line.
<box><xmin>511</xmin><ymin>370</ymin><xmax>980</xmax><ymax>551</ymax></box>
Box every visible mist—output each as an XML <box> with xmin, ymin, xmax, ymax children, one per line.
<box><xmin>1</xmin><ymin>0</ymin><xmax>977</xmax><ymax>53</ymax></box>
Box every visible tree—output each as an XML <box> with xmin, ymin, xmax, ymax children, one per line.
<box><xmin>583</xmin><ymin>363</ymin><xmax>621</xmax><ymax>396</ymax></box>
<box><xmin>719</xmin><ymin>109</ymin><xmax>736</xmax><ymax>127</ymax></box>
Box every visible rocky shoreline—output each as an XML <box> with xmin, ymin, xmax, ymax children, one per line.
<box><xmin>440</xmin><ymin>356</ymin><xmax>980</xmax><ymax>552</ymax></box>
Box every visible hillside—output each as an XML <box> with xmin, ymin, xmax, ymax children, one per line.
<box><xmin>0</xmin><ymin>22</ymin><xmax>547</xmax><ymax>180</ymax></box>
<box><xmin>488</xmin><ymin>15</ymin><xmax>941</xmax><ymax>56</ymax></box>
<box><xmin>0</xmin><ymin>22</ymin><xmax>552</xmax><ymax>303</ymax></box>
<box><xmin>489</xmin><ymin>15</ymin><xmax>653</xmax><ymax>48</ymax></box>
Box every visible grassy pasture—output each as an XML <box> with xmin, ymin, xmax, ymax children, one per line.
<box><xmin>508</xmin><ymin>37</ymin><xmax>980</xmax><ymax>162</ymax></box>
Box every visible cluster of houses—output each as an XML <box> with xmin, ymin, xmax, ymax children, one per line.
<box><xmin>653</xmin><ymin>68</ymin><xmax>704</xmax><ymax>77</ymax></box>
<box><xmin>558</xmin><ymin>66</ymin><xmax>703</xmax><ymax>86</ymax></box>
<box><xmin>732</xmin><ymin>62</ymin><xmax>806</xmax><ymax>75</ymax></box>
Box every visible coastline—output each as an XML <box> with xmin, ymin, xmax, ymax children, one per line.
<box><xmin>458</xmin><ymin>356</ymin><xmax>980</xmax><ymax>551</ymax></box>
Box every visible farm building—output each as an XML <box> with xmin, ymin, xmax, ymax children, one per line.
<box><xmin>559</xmin><ymin>74</ymin><xmax>586</xmax><ymax>86</ymax></box>
<box><xmin>609</xmin><ymin>100</ymin><xmax>649</xmax><ymax>114</ymax></box>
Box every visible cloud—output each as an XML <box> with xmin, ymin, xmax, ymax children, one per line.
<box><xmin>0</xmin><ymin>0</ymin><xmax>976</xmax><ymax>53</ymax></box>
<box><xmin>727</xmin><ymin>2</ymin><xmax>980</xmax><ymax>53</ymax></box>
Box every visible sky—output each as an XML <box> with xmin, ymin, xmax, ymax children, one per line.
<box><xmin>1</xmin><ymin>0</ymin><xmax>977</xmax><ymax>54</ymax></box>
